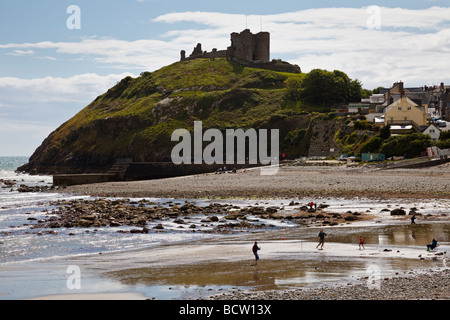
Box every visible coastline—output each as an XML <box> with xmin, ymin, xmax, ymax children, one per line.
<box><xmin>3</xmin><ymin>163</ymin><xmax>450</xmax><ymax>301</ymax></box>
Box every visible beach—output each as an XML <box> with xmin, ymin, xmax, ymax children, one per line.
<box><xmin>61</xmin><ymin>162</ymin><xmax>450</xmax><ymax>200</ymax></box>
<box><xmin>210</xmin><ymin>269</ymin><xmax>450</xmax><ymax>300</ymax></box>
<box><xmin>17</xmin><ymin>224</ymin><xmax>450</xmax><ymax>301</ymax></box>
<box><xmin>1</xmin><ymin>162</ymin><xmax>449</xmax><ymax>301</ymax></box>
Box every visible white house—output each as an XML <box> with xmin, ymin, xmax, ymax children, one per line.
<box><xmin>421</xmin><ymin>123</ymin><xmax>441</xmax><ymax>141</ymax></box>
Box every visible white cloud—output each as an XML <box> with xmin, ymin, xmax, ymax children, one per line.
<box><xmin>0</xmin><ymin>72</ymin><xmax>135</xmax><ymax>156</ymax></box>
<box><xmin>2</xmin><ymin>6</ymin><xmax>449</xmax><ymax>89</ymax></box>
<box><xmin>0</xmin><ymin>38</ymin><xmax>179</xmax><ymax>72</ymax></box>
<box><xmin>153</xmin><ymin>6</ymin><xmax>450</xmax><ymax>88</ymax></box>
<box><xmin>1</xmin><ymin>5</ymin><xmax>450</xmax><ymax>156</ymax></box>
<box><xmin>0</xmin><ymin>73</ymin><xmax>134</xmax><ymax>104</ymax></box>
<box><xmin>1</xmin><ymin>7</ymin><xmax>450</xmax><ymax>89</ymax></box>
<box><xmin>6</xmin><ymin>49</ymin><xmax>34</xmax><ymax>56</ymax></box>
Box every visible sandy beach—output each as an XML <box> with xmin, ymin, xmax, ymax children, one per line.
<box><xmin>4</xmin><ymin>163</ymin><xmax>450</xmax><ymax>301</ymax></box>
<box><xmin>61</xmin><ymin>162</ymin><xmax>450</xmax><ymax>200</ymax></box>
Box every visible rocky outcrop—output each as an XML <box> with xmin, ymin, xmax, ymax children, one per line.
<box><xmin>16</xmin><ymin>59</ymin><xmax>340</xmax><ymax>175</ymax></box>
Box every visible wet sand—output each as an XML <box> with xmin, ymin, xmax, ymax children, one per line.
<box><xmin>28</xmin><ymin>292</ymin><xmax>148</xmax><ymax>300</ymax></box>
<box><xmin>21</xmin><ymin>220</ymin><xmax>449</xmax><ymax>301</ymax></box>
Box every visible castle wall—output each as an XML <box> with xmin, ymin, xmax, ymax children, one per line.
<box><xmin>229</xmin><ymin>30</ymin><xmax>270</xmax><ymax>63</ymax></box>
<box><xmin>179</xmin><ymin>29</ymin><xmax>300</xmax><ymax>74</ymax></box>
<box><xmin>255</xmin><ymin>32</ymin><xmax>270</xmax><ymax>62</ymax></box>
<box><xmin>181</xmin><ymin>43</ymin><xmax>228</xmax><ymax>62</ymax></box>
<box><xmin>181</xmin><ymin>29</ymin><xmax>271</xmax><ymax>63</ymax></box>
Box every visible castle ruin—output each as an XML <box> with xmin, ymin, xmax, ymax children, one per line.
<box><xmin>180</xmin><ymin>29</ymin><xmax>301</xmax><ymax>74</ymax></box>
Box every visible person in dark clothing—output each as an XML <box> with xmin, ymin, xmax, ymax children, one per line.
<box><xmin>427</xmin><ymin>239</ymin><xmax>437</xmax><ymax>251</ymax></box>
<box><xmin>252</xmin><ymin>242</ymin><xmax>261</xmax><ymax>265</ymax></box>
<box><xmin>316</xmin><ymin>229</ymin><xmax>327</xmax><ymax>250</ymax></box>
<box><xmin>411</xmin><ymin>215</ymin><xmax>416</xmax><ymax>224</ymax></box>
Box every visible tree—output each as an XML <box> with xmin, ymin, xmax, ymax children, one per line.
<box><xmin>380</xmin><ymin>133</ymin><xmax>432</xmax><ymax>158</ymax></box>
<box><xmin>360</xmin><ymin>136</ymin><xmax>384</xmax><ymax>154</ymax></box>
<box><xmin>284</xmin><ymin>77</ymin><xmax>303</xmax><ymax>102</ymax></box>
<box><xmin>349</xmin><ymin>79</ymin><xmax>364</xmax><ymax>102</ymax></box>
<box><xmin>300</xmin><ymin>69</ymin><xmax>335</xmax><ymax>107</ymax></box>
<box><xmin>379</xmin><ymin>125</ymin><xmax>391</xmax><ymax>140</ymax></box>
<box><xmin>372</xmin><ymin>86</ymin><xmax>384</xmax><ymax>94</ymax></box>
<box><xmin>299</xmin><ymin>69</ymin><xmax>363</xmax><ymax>108</ymax></box>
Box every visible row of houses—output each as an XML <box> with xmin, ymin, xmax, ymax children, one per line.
<box><xmin>345</xmin><ymin>81</ymin><xmax>450</xmax><ymax>140</ymax></box>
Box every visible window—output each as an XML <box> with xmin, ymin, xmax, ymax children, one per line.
<box><xmin>407</xmin><ymin>107</ymin><xmax>412</xmax><ymax>110</ymax></box>
<box><xmin>398</xmin><ymin>107</ymin><xmax>402</xmax><ymax>111</ymax></box>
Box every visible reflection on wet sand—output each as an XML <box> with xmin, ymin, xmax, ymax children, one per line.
<box><xmin>97</xmin><ymin>222</ymin><xmax>449</xmax><ymax>299</ymax></box>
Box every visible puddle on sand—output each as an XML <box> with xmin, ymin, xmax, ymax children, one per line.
<box><xmin>270</xmin><ymin>222</ymin><xmax>450</xmax><ymax>247</ymax></box>
<box><xmin>103</xmin><ymin>222</ymin><xmax>449</xmax><ymax>299</ymax></box>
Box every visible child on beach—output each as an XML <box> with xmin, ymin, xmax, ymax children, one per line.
<box><xmin>359</xmin><ymin>235</ymin><xmax>365</xmax><ymax>250</ymax></box>
<box><xmin>252</xmin><ymin>242</ymin><xmax>261</xmax><ymax>265</ymax></box>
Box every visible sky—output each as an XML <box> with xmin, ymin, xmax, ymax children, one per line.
<box><xmin>1</xmin><ymin>0</ymin><xmax>450</xmax><ymax>156</ymax></box>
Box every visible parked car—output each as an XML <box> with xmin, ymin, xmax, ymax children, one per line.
<box><xmin>436</xmin><ymin>120</ymin><xmax>447</xmax><ymax>127</ymax></box>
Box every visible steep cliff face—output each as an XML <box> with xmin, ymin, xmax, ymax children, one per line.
<box><xmin>18</xmin><ymin>58</ymin><xmax>321</xmax><ymax>175</ymax></box>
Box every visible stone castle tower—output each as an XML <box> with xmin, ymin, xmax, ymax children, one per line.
<box><xmin>228</xmin><ymin>29</ymin><xmax>270</xmax><ymax>63</ymax></box>
<box><xmin>181</xmin><ymin>29</ymin><xmax>270</xmax><ymax>63</ymax></box>
<box><xmin>180</xmin><ymin>29</ymin><xmax>301</xmax><ymax>74</ymax></box>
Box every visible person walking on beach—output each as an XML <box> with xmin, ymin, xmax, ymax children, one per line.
<box><xmin>411</xmin><ymin>215</ymin><xmax>416</xmax><ymax>224</ymax></box>
<box><xmin>252</xmin><ymin>241</ymin><xmax>261</xmax><ymax>265</ymax></box>
<box><xmin>359</xmin><ymin>235</ymin><xmax>365</xmax><ymax>250</ymax></box>
<box><xmin>316</xmin><ymin>229</ymin><xmax>327</xmax><ymax>250</ymax></box>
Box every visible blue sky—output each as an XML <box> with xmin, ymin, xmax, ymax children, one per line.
<box><xmin>1</xmin><ymin>0</ymin><xmax>450</xmax><ymax>156</ymax></box>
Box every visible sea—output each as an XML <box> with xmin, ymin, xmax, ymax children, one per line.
<box><xmin>0</xmin><ymin>157</ymin><xmax>294</xmax><ymax>265</ymax></box>
<box><xmin>0</xmin><ymin>159</ymin><xmax>216</xmax><ymax>266</ymax></box>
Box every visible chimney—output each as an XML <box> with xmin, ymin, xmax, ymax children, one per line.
<box><xmin>399</xmin><ymin>81</ymin><xmax>405</xmax><ymax>98</ymax></box>
<box><xmin>441</xmin><ymin>82</ymin><xmax>445</xmax><ymax>90</ymax></box>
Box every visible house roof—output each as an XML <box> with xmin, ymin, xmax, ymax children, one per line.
<box><xmin>421</xmin><ymin>123</ymin><xmax>441</xmax><ymax>132</ymax></box>
<box><xmin>405</xmin><ymin>87</ymin><xmax>424</xmax><ymax>93</ymax></box>
<box><xmin>390</xmin><ymin>125</ymin><xmax>413</xmax><ymax>130</ymax></box>
<box><xmin>370</xmin><ymin>94</ymin><xmax>384</xmax><ymax>104</ymax></box>
<box><xmin>385</xmin><ymin>96</ymin><xmax>419</xmax><ymax>113</ymax></box>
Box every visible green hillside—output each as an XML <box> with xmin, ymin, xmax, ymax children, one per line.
<box><xmin>19</xmin><ymin>58</ymin><xmax>359</xmax><ymax>174</ymax></box>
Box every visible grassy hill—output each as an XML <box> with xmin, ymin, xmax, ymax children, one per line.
<box><xmin>19</xmin><ymin>58</ymin><xmax>345</xmax><ymax>174</ymax></box>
